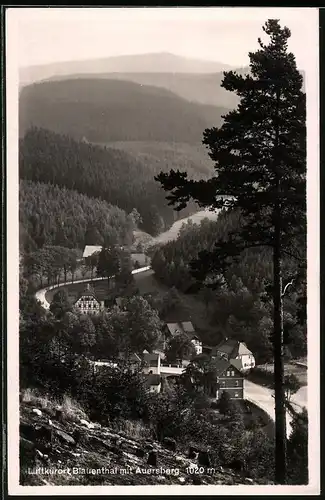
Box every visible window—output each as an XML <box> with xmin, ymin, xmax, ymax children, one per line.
<box><xmin>235</xmin><ymin>380</ymin><xmax>239</xmax><ymax>386</ymax></box>
<box><xmin>231</xmin><ymin>370</ymin><xmax>235</xmax><ymax>376</ymax></box>
<box><xmin>235</xmin><ymin>392</ymin><xmax>239</xmax><ymax>398</ymax></box>
<box><xmin>221</xmin><ymin>381</ymin><xmax>225</xmax><ymax>387</ymax></box>
<box><xmin>226</xmin><ymin>371</ymin><xmax>230</xmax><ymax>376</ymax></box>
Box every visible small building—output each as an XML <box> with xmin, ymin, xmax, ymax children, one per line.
<box><xmin>83</xmin><ymin>245</ymin><xmax>103</xmax><ymax>259</ymax></box>
<box><xmin>145</xmin><ymin>373</ymin><xmax>162</xmax><ymax>394</ymax></box>
<box><xmin>165</xmin><ymin>322</ymin><xmax>203</xmax><ymax>355</ymax></box>
<box><xmin>211</xmin><ymin>338</ymin><xmax>255</xmax><ymax>372</ymax></box>
<box><xmin>143</xmin><ymin>352</ymin><xmax>161</xmax><ymax>375</ymax></box>
<box><xmin>74</xmin><ymin>284</ymin><xmax>104</xmax><ymax>315</ymax></box>
<box><xmin>213</xmin><ymin>357</ymin><xmax>244</xmax><ymax>400</ymax></box>
<box><xmin>185</xmin><ymin>355</ymin><xmax>244</xmax><ymax>400</ymax></box>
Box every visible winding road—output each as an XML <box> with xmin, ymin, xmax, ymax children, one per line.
<box><xmin>245</xmin><ymin>379</ymin><xmax>307</xmax><ymax>437</ymax></box>
<box><xmin>35</xmin><ymin>266</ymin><xmax>151</xmax><ymax>310</ymax></box>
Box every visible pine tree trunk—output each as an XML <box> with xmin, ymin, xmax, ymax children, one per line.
<box><xmin>273</xmin><ymin>242</ymin><xmax>287</xmax><ymax>483</ymax></box>
<box><xmin>273</xmin><ymin>86</ymin><xmax>287</xmax><ymax>484</ymax></box>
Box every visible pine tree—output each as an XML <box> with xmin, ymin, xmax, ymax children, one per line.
<box><xmin>155</xmin><ymin>20</ymin><xmax>306</xmax><ymax>484</ymax></box>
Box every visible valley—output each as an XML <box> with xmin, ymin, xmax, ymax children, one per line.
<box><xmin>18</xmin><ymin>37</ymin><xmax>308</xmax><ymax>488</ymax></box>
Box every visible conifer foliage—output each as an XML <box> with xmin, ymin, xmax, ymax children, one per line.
<box><xmin>156</xmin><ymin>20</ymin><xmax>306</xmax><ymax>484</ymax></box>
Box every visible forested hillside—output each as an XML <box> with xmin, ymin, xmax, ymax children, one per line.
<box><xmin>19</xmin><ymin>79</ymin><xmax>228</xmax><ymax>142</ymax></box>
<box><xmin>19</xmin><ymin>180</ymin><xmax>135</xmax><ymax>252</ymax></box>
<box><xmin>27</xmin><ymin>71</ymin><xmax>244</xmax><ymax>109</ymax></box>
<box><xmin>19</xmin><ymin>128</ymin><xmax>200</xmax><ymax>236</ymax></box>
<box><xmin>99</xmin><ymin>141</ymin><xmax>212</xmax><ymax>178</ymax></box>
<box><xmin>150</xmin><ymin>211</ymin><xmax>307</xmax><ymax>362</ymax></box>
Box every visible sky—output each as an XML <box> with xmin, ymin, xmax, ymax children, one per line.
<box><xmin>7</xmin><ymin>7</ymin><xmax>318</xmax><ymax>70</ymax></box>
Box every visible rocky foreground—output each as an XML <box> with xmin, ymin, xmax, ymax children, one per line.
<box><xmin>20</xmin><ymin>400</ymin><xmax>266</xmax><ymax>486</ymax></box>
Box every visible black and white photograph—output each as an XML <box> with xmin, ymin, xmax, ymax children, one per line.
<box><xmin>6</xmin><ymin>6</ymin><xmax>319</xmax><ymax>495</ymax></box>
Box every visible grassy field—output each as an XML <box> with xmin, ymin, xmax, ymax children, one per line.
<box><xmin>151</xmin><ymin>209</ymin><xmax>220</xmax><ymax>246</ymax></box>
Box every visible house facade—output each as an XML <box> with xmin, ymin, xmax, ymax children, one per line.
<box><xmin>143</xmin><ymin>352</ymin><xmax>161</xmax><ymax>375</ymax></box>
<box><xmin>215</xmin><ymin>361</ymin><xmax>244</xmax><ymax>400</ymax></box>
<box><xmin>211</xmin><ymin>338</ymin><xmax>255</xmax><ymax>372</ymax></box>
<box><xmin>74</xmin><ymin>284</ymin><xmax>104</xmax><ymax>315</ymax></box>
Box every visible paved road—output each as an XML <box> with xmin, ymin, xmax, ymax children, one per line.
<box><xmin>245</xmin><ymin>379</ymin><xmax>307</xmax><ymax>437</ymax></box>
<box><xmin>35</xmin><ymin>266</ymin><xmax>151</xmax><ymax>310</ymax></box>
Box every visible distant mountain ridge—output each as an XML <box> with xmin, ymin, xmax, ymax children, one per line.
<box><xmin>19</xmin><ymin>52</ymin><xmax>234</xmax><ymax>88</ymax></box>
<box><xmin>31</xmin><ymin>71</ymin><xmax>248</xmax><ymax>109</ymax></box>
<box><xmin>19</xmin><ymin>78</ymin><xmax>229</xmax><ymax>143</ymax></box>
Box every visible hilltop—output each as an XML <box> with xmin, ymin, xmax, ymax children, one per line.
<box><xmin>19</xmin><ymin>78</ymin><xmax>228</xmax><ymax>143</ymax></box>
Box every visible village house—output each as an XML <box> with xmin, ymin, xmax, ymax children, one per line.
<box><xmin>142</xmin><ymin>352</ymin><xmax>161</xmax><ymax>375</ymax></box>
<box><xmin>73</xmin><ymin>284</ymin><xmax>104</xmax><ymax>315</ymax></box>
<box><xmin>83</xmin><ymin>245</ymin><xmax>102</xmax><ymax>259</ymax></box>
<box><xmin>192</xmin><ymin>356</ymin><xmax>244</xmax><ymax>400</ymax></box>
<box><xmin>164</xmin><ymin>321</ymin><xmax>203</xmax><ymax>355</ymax></box>
<box><xmin>213</xmin><ymin>357</ymin><xmax>244</xmax><ymax>400</ymax></box>
<box><xmin>210</xmin><ymin>338</ymin><xmax>255</xmax><ymax>372</ymax></box>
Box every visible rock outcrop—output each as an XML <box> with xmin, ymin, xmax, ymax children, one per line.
<box><xmin>19</xmin><ymin>401</ymin><xmax>266</xmax><ymax>486</ymax></box>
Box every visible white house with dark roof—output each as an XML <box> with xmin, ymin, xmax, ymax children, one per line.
<box><xmin>165</xmin><ymin>321</ymin><xmax>202</xmax><ymax>355</ymax></box>
<box><xmin>211</xmin><ymin>338</ymin><xmax>255</xmax><ymax>372</ymax></box>
<box><xmin>143</xmin><ymin>352</ymin><xmax>161</xmax><ymax>375</ymax></box>
<box><xmin>74</xmin><ymin>284</ymin><xmax>104</xmax><ymax>315</ymax></box>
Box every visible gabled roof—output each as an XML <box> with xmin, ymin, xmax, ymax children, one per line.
<box><xmin>75</xmin><ymin>284</ymin><xmax>100</xmax><ymax>303</ymax></box>
<box><xmin>209</xmin><ymin>355</ymin><xmax>243</xmax><ymax>377</ymax></box>
<box><xmin>181</xmin><ymin>321</ymin><xmax>195</xmax><ymax>333</ymax></box>
<box><xmin>212</xmin><ymin>338</ymin><xmax>253</xmax><ymax>358</ymax></box>
<box><xmin>83</xmin><ymin>245</ymin><xmax>103</xmax><ymax>258</ymax></box>
<box><xmin>210</xmin><ymin>356</ymin><xmax>232</xmax><ymax>377</ymax></box>
<box><xmin>166</xmin><ymin>323</ymin><xmax>183</xmax><ymax>336</ymax></box>
<box><xmin>166</xmin><ymin>321</ymin><xmax>200</xmax><ymax>342</ymax></box>
<box><xmin>237</xmin><ymin>342</ymin><xmax>253</xmax><ymax>356</ymax></box>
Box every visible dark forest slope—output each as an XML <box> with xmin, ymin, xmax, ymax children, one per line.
<box><xmin>19</xmin><ymin>79</ymin><xmax>228</xmax><ymax>143</ymax></box>
<box><xmin>19</xmin><ymin>129</ymin><xmax>203</xmax><ymax>236</ymax></box>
